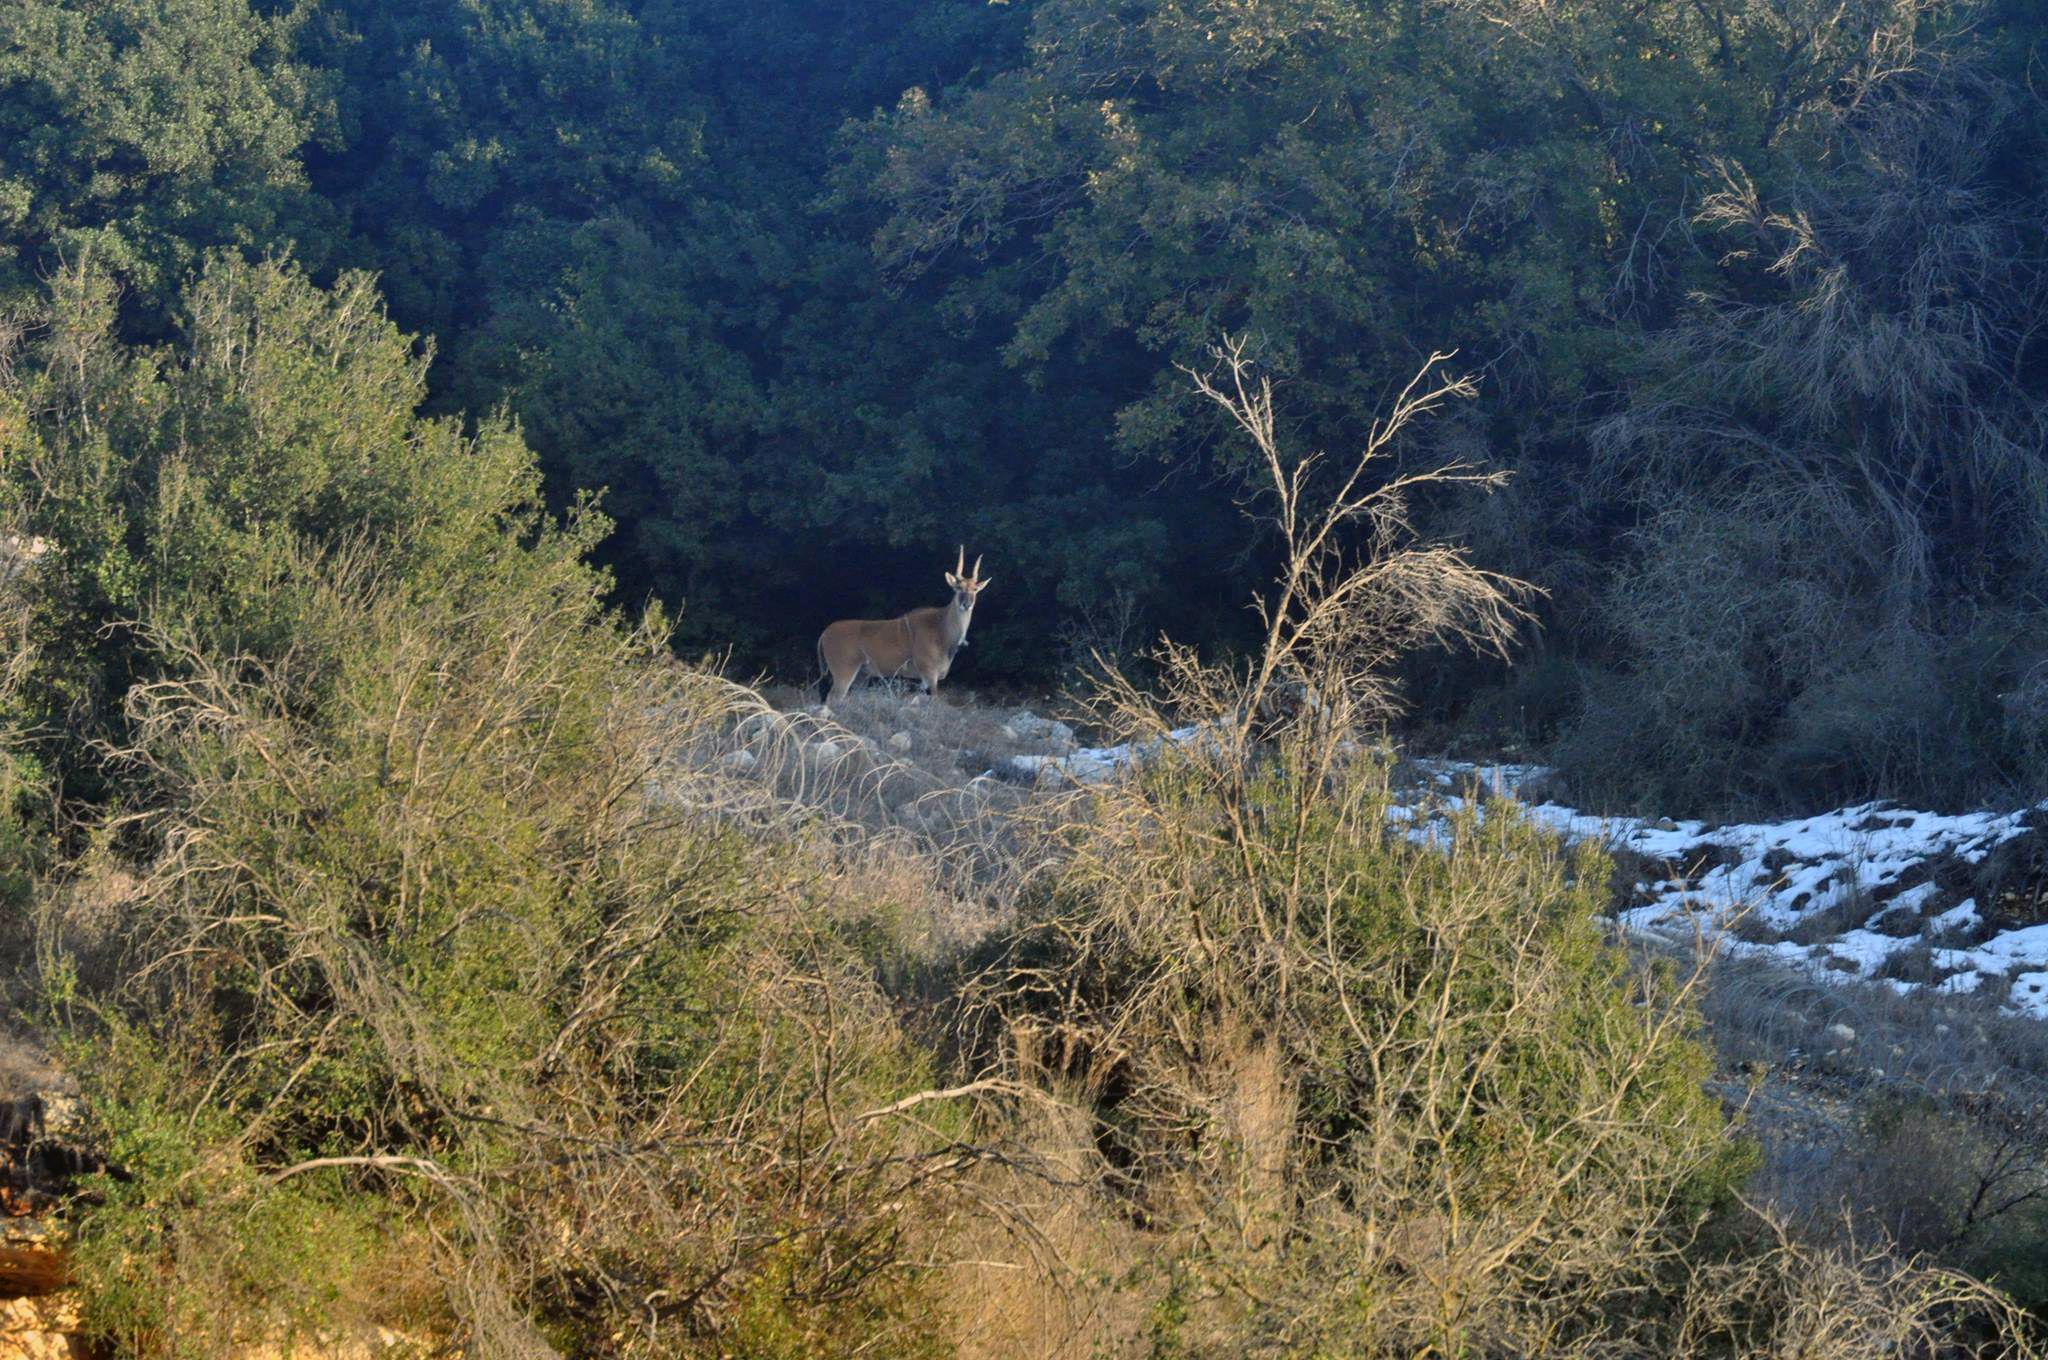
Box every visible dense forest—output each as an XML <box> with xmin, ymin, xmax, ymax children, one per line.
<box><xmin>2</xmin><ymin>2</ymin><xmax>2048</xmax><ymax>1355</ymax></box>
<box><xmin>3</xmin><ymin>0</ymin><xmax>2044</xmax><ymax>812</ymax></box>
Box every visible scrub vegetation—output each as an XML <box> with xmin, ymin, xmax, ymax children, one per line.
<box><xmin>0</xmin><ymin>0</ymin><xmax>2045</xmax><ymax>1354</ymax></box>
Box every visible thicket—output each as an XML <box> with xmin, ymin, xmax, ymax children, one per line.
<box><xmin>2</xmin><ymin>0</ymin><xmax>2047</xmax><ymax>1351</ymax></box>
<box><xmin>0</xmin><ymin>258</ymin><xmax>982</xmax><ymax>1356</ymax></box>
<box><xmin>934</xmin><ymin>348</ymin><xmax>2039</xmax><ymax>1357</ymax></box>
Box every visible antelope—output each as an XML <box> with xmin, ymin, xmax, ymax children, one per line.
<box><xmin>816</xmin><ymin>547</ymin><xmax>991</xmax><ymax>709</ymax></box>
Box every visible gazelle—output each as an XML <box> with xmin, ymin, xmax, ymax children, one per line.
<box><xmin>816</xmin><ymin>547</ymin><xmax>991</xmax><ymax>709</ymax></box>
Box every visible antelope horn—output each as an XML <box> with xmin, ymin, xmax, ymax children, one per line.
<box><xmin>972</xmin><ymin>554</ymin><xmax>983</xmax><ymax>581</ymax></box>
<box><xmin>955</xmin><ymin>544</ymin><xmax>966</xmax><ymax>577</ymax></box>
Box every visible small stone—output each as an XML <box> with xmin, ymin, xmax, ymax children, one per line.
<box><xmin>718</xmin><ymin>748</ymin><xmax>757</xmax><ymax>774</ymax></box>
<box><xmin>888</xmin><ymin>731</ymin><xmax>912</xmax><ymax>752</ymax></box>
<box><xmin>1652</xmin><ymin>817</ymin><xmax>1678</xmax><ymax>832</ymax></box>
<box><xmin>1005</xmin><ymin>711</ymin><xmax>1078</xmax><ymax>749</ymax></box>
<box><xmin>1826</xmin><ymin>1022</ymin><xmax>1856</xmax><ymax>1045</ymax></box>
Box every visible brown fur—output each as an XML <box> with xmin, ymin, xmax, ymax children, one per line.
<box><xmin>817</xmin><ymin>550</ymin><xmax>989</xmax><ymax>707</ymax></box>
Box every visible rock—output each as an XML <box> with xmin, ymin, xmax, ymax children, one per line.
<box><xmin>37</xmin><ymin>1096</ymin><xmax>78</xmax><ymax>1141</ymax></box>
<box><xmin>0</xmin><ymin>1239</ymin><xmax>66</xmax><ymax>1298</ymax></box>
<box><xmin>223</xmin><ymin>1325</ymin><xmax>427</xmax><ymax>1359</ymax></box>
<box><xmin>1651</xmin><ymin>817</ymin><xmax>1679</xmax><ymax>832</ymax></box>
<box><xmin>0</xmin><ymin>1293</ymin><xmax>83</xmax><ymax>1360</ymax></box>
<box><xmin>1867</xmin><ymin>906</ymin><xmax>1922</xmax><ymax>938</ymax></box>
<box><xmin>887</xmin><ymin>731</ymin><xmax>913</xmax><ymax>752</ymax></box>
<box><xmin>718</xmin><ymin>749</ymin><xmax>758</xmax><ymax>774</ymax></box>
<box><xmin>1826</xmin><ymin>1022</ymin><xmax>1856</xmax><ymax>1045</ymax></box>
<box><xmin>735</xmin><ymin>711</ymin><xmax>780</xmax><ymax>745</ymax></box>
<box><xmin>1010</xmin><ymin>754</ymin><xmax>1060</xmax><ymax>783</ymax></box>
<box><xmin>1004</xmin><ymin>711</ymin><xmax>1077</xmax><ymax>750</ymax></box>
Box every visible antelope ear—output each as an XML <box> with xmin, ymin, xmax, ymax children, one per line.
<box><xmin>978</xmin><ymin>578</ymin><xmax>993</xmax><ymax>591</ymax></box>
<box><xmin>944</xmin><ymin>572</ymin><xmax>959</xmax><ymax>587</ymax></box>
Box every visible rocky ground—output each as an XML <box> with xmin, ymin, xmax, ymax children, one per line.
<box><xmin>1403</xmin><ymin>758</ymin><xmax>2048</xmax><ymax>1259</ymax></box>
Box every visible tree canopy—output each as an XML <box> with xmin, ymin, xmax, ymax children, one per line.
<box><xmin>2</xmin><ymin>0</ymin><xmax>2043</xmax><ymax>808</ymax></box>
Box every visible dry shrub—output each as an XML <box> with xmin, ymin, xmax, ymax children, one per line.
<box><xmin>1571</xmin><ymin>27</ymin><xmax>2048</xmax><ymax>815</ymax></box>
<box><xmin>43</xmin><ymin>540</ymin><xmax>1022</xmax><ymax>1359</ymax></box>
<box><xmin>1662</xmin><ymin>1203</ymin><xmax>2037</xmax><ymax>1359</ymax></box>
<box><xmin>935</xmin><ymin>341</ymin><xmax>2044</xmax><ymax>1357</ymax></box>
<box><xmin>697</xmin><ymin>683</ymin><xmax>1057</xmax><ymax>906</ymax></box>
<box><xmin>947</xmin><ymin>345</ymin><xmax>1728</xmax><ymax>1355</ymax></box>
<box><xmin>940</xmin><ymin>1092</ymin><xmax>1157</xmax><ymax>1360</ymax></box>
<box><xmin>1695</xmin><ymin>946</ymin><xmax>2048</xmax><ymax>1315</ymax></box>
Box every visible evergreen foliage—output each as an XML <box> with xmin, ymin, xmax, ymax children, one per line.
<box><xmin>0</xmin><ymin>0</ymin><xmax>334</xmax><ymax>312</ymax></box>
<box><xmin>5</xmin><ymin>0</ymin><xmax>2042</xmax><ymax>808</ymax></box>
<box><xmin>16</xmin><ymin>260</ymin><xmax>963</xmax><ymax>1357</ymax></box>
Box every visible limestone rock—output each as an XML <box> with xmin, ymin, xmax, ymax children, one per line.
<box><xmin>1004</xmin><ymin>711</ymin><xmax>1077</xmax><ymax>750</ymax></box>
<box><xmin>0</xmin><ymin>1294</ymin><xmax>83</xmax><ymax>1360</ymax></box>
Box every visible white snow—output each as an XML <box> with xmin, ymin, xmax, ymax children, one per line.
<box><xmin>1016</xmin><ymin>740</ymin><xmax>2048</xmax><ymax>1022</ymax></box>
<box><xmin>1411</xmin><ymin>761</ymin><xmax>2048</xmax><ymax>1024</ymax></box>
<box><xmin>1015</xmin><ymin>725</ymin><xmax>1207</xmax><ymax>785</ymax></box>
<box><xmin>2011</xmin><ymin>973</ymin><xmax>2048</xmax><ymax>1020</ymax></box>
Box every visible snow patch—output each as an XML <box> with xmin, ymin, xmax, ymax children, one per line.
<box><xmin>1415</xmin><ymin>761</ymin><xmax>2048</xmax><ymax>1024</ymax></box>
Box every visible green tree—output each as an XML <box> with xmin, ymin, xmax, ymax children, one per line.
<box><xmin>0</xmin><ymin>254</ymin><xmax>555</xmax><ymax>791</ymax></box>
<box><xmin>0</xmin><ymin>0</ymin><xmax>335</xmax><ymax>314</ymax></box>
<box><xmin>300</xmin><ymin>0</ymin><xmax>1238</xmax><ymax>670</ymax></box>
<box><xmin>14</xmin><ymin>255</ymin><xmax>964</xmax><ymax>1358</ymax></box>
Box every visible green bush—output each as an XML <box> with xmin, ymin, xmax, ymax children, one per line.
<box><xmin>18</xmin><ymin>259</ymin><xmax>972</xmax><ymax>1358</ymax></box>
<box><xmin>2</xmin><ymin>256</ymin><xmax>550</xmax><ymax>760</ymax></box>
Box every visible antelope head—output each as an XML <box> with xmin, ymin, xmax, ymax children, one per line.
<box><xmin>943</xmin><ymin>544</ymin><xmax>992</xmax><ymax>628</ymax></box>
